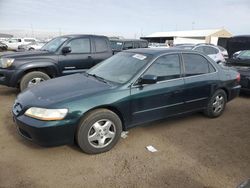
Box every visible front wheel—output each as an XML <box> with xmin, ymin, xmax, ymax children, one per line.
<box><xmin>76</xmin><ymin>109</ymin><xmax>122</xmax><ymax>154</ymax></box>
<box><xmin>20</xmin><ymin>71</ymin><xmax>50</xmax><ymax>91</ymax></box>
<box><xmin>204</xmin><ymin>89</ymin><xmax>227</xmax><ymax>118</ymax></box>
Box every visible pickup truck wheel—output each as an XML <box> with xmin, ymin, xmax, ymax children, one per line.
<box><xmin>20</xmin><ymin>71</ymin><xmax>50</xmax><ymax>91</ymax></box>
<box><xmin>204</xmin><ymin>89</ymin><xmax>227</xmax><ymax>118</ymax></box>
<box><xmin>76</xmin><ymin>109</ymin><xmax>122</xmax><ymax>154</ymax></box>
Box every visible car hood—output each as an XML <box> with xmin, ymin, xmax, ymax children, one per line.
<box><xmin>17</xmin><ymin>73</ymin><xmax>114</xmax><ymax>107</ymax></box>
<box><xmin>0</xmin><ymin>50</ymin><xmax>51</xmax><ymax>60</ymax></box>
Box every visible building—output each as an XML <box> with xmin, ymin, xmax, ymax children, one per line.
<box><xmin>141</xmin><ymin>28</ymin><xmax>232</xmax><ymax>46</ymax></box>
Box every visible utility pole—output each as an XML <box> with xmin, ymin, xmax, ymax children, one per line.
<box><xmin>192</xmin><ymin>21</ymin><xmax>195</xmax><ymax>30</ymax></box>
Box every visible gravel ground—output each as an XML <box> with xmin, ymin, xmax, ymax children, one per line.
<box><xmin>0</xmin><ymin>85</ymin><xmax>249</xmax><ymax>188</ymax></box>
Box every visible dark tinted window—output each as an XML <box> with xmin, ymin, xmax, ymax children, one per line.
<box><xmin>95</xmin><ymin>37</ymin><xmax>108</xmax><ymax>52</ymax></box>
<box><xmin>183</xmin><ymin>54</ymin><xmax>211</xmax><ymax>76</ymax></box>
<box><xmin>123</xmin><ymin>42</ymin><xmax>133</xmax><ymax>50</ymax></box>
<box><xmin>67</xmin><ymin>38</ymin><xmax>90</xmax><ymax>53</ymax></box>
<box><xmin>144</xmin><ymin>54</ymin><xmax>181</xmax><ymax>81</ymax></box>
<box><xmin>134</xmin><ymin>42</ymin><xmax>140</xmax><ymax>48</ymax></box>
<box><xmin>140</xmin><ymin>42</ymin><xmax>148</xmax><ymax>48</ymax></box>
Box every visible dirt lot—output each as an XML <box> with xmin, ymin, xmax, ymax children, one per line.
<box><xmin>0</xmin><ymin>85</ymin><xmax>249</xmax><ymax>188</ymax></box>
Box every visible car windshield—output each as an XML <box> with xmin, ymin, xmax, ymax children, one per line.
<box><xmin>87</xmin><ymin>52</ymin><xmax>152</xmax><ymax>84</ymax></box>
<box><xmin>238</xmin><ymin>50</ymin><xmax>250</xmax><ymax>60</ymax></box>
<box><xmin>41</xmin><ymin>37</ymin><xmax>68</xmax><ymax>52</ymax></box>
<box><xmin>110</xmin><ymin>41</ymin><xmax>123</xmax><ymax>51</ymax></box>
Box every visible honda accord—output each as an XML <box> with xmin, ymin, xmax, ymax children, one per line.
<box><xmin>12</xmin><ymin>48</ymin><xmax>241</xmax><ymax>154</ymax></box>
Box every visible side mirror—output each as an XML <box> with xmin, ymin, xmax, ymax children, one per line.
<box><xmin>62</xmin><ymin>46</ymin><xmax>71</xmax><ymax>54</ymax></box>
<box><xmin>138</xmin><ymin>75</ymin><xmax>157</xmax><ymax>85</ymax></box>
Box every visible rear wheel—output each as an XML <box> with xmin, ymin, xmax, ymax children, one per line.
<box><xmin>76</xmin><ymin>109</ymin><xmax>122</xmax><ymax>154</ymax></box>
<box><xmin>20</xmin><ymin>71</ymin><xmax>50</xmax><ymax>91</ymax></box>
<box><xmin>204</xmin><ymin>89</ymin><xmax>227</xmax><ymax>118</ymax></box>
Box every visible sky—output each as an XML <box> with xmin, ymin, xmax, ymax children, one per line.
<box><xmin>0</xmin><ymin>0</ymin><xmax>249</xmax><ymax>38</ymax></box>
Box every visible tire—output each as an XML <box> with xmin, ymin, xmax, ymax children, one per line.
<box><xmin>20</xmin><ymin>71</ymin><xmax>50</xmax><ymax>91</ymax></box>
<box><xmin>204</xmin><ymin>89</ymin><xmax>227</xmax><ymax>118</ymax></box>
<box><xmin>76</xmin><ymin>109</ymin><xmax>122</xmax><ymax>154</ymax></box>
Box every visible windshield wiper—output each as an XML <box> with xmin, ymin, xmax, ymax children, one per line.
<box><xmin>40</xmin><ymin>49</ymin><xmax>49</xmax><ymax>52</ymax></box>
<box><xmin>86</xmin><ymin>73</ymin><xmax>109</xmax><ymax>84</ymax></box>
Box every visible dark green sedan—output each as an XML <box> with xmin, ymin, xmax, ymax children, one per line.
<box><xmin>13</xmin><ymin>48</ymin><xmax>241</xmax><ymax>154</ymax></box>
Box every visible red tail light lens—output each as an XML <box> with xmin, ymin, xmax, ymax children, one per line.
<box><xmin>236</xmin><ymin>74</ymin><xmax>241</xmax><ymax>83</ymax></box>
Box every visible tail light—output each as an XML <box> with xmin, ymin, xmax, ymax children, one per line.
<box><xmin>236</xmin><ymin>73</ymin><xmax>241</xmax><ymax>83</ymax></box>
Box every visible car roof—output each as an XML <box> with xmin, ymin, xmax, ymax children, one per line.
<box><xmin>125</xmin><ymin>48</ymin><xmax>194</xmax><ymax>56</ymax></box>
<box><xmin>60</xmin><ymin>34</ymin><xmax>107</xmax><ymax>38</ymax></box>
<box><xmin>110</xmin><ymin>39</ymin><xmax>147</xmax><ymax>42</ymax></box>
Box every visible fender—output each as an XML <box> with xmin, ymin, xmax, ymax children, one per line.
<box><xmin>9</xmin><ymin>60</ymin><xmax>61</xmax><ymax>87</ymax></box>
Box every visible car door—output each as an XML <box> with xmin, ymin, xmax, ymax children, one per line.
<box><xmin>91</xmin><ymin>37</ymin><xmax>112</xmax><ymax>66</ymax></box>
<box><xmin>130</xmin><ymin>53</ymin><xmax>185</xmax><ymax>126</ymax></box>
<box><xmin>58</xmin><ymin>37</ymin><xmax>93</xmax><ymax>75</ymax></box>
<box><xmin>182</xmin><ymin>53</ymin><xmax>218</xmax><ymax>111</ymax></box>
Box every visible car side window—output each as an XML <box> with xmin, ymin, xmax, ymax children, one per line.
<box><xmin>144</xmin><ymin>54</ymin><xmax>181</xmax><ymax>81</ymax></box>
<box><xmin>94</xmin><ymin>37</ymin><xmax>109</xmax><ymax>53</ymax></box>
<box><xmin>134</xmin><ymin>42</ymin><xmax>140</xmax><ymax>48</ymax></box>
<box><xmin>203</xmin><ymin>46</ymin><xmax>218</xmax><ymax>55</ymax></box>
<box><xmin>140</xmin><ymin>42</ymin><xmax>148</xmax><ymax>48</ymax></box>
<box><xmin>67</xmin><ymin>38</ymin><xmax>91</xmax><ymax>53</ymax></box>
<box><xmin>123</xmin><ymin>42</ymin><xmax>133</xmax><ymax>50</ymax></box>
<box><xmin>183</xmin><ymin>54</ymin><xmax>212</xmax><ymax>76</ymax></box>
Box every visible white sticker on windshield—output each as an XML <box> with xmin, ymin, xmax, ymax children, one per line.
<box><xmin>117</xmin><ymin>42</ymin><xmax>122</xmax><ymax>45</ymax></box>
<box><xmin>132</xmin><ymin>54</ymin><xmax>147</xmax><ymax>60</ymax></box>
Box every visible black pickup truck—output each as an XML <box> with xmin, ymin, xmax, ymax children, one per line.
<box><xmin>0</xmin><ymin>34</ymin><xmax>113</xmax><ymax>91</ymax></box>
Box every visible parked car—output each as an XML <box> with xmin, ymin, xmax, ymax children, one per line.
<box><xmin>176</xmin><ymin>44</ymin><xmax>226</xmax><ymax>64</ymax></box>
<box><xmin>18</xmin><ymin>41</ymin><xmax>47</xmax><ymax>51</ymax></box>
<box><xmin>109</xmin><ymin>39</ymin><xmax>148</xmax><ymax>54</ymax></box>
<box><xmin>226</xmin><ymin>35</ymin><xmax>250</xmax><ymax>58</ymax></box>
<box><xmin>12</xmin><ymin>48</ymin><xmax>241</xmax><ymax>154</ymax></box>
<box><xmin>148</xmin><ymin>43</ymin><xmax>169</xmax><ymax>48</ymax></box>
<box><xmin>226</xmin><ymin>50</ymin><xmax>250</xmax><ymax>92</ymax></box>
<box><xmin>0</xmin><ymin>42</ymin><xmax>8</xmax><ymax>51</ymax></box>
<box><xmin>4</xmin><ymin>38</ymin><xmax>38</xmax><ymax>51</ymax></box>
<box><xmin>0</xmin><ymin>34</ymin><xmax>113</xmax><ymax>91</ymax></box>
<box><xmin>218</xmin><ymin>45</ymin><xmax>228</xmax><ymax>60</ymax></box>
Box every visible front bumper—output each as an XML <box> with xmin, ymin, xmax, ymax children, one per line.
<box><xmin>0</xmin><ymin>68</ymin><xmax>17</xmax><ymax>87</ymax></box>
<box><xmin>13</xmin><ymin>114</ymin><xmax>77</xmax><ymax>147</ymax></box>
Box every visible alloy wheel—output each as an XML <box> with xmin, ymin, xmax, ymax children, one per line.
<box><xmin>87</xmin><ymin>119</ymin><xmax>116</xmax><ymax>148</ymax></box>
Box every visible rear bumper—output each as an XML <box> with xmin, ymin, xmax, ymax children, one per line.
<box><xmin>228</xmin><ymin>85</ymin><xmax>241</xmax><ymax>101</ymax></box>
<box><xmin>13</xmin><ymin>114</ymin><xmax>77</xmax><ymax>147</ymax></box>
<box><xmin>240</xmin><ymin>75</ymin><xmax>250</xmax><ymax>91</ymax></box>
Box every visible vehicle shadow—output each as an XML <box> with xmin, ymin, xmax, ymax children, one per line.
<box><xmin>0</xmin><ymin>86</ymin><xmax>19</xmax><ymax>97</ymax></box>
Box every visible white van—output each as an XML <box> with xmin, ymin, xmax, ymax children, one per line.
<box><xmin>4</xmin><ymin>38</ymin><xmax>38</xmax><ymax>50</ymax></box>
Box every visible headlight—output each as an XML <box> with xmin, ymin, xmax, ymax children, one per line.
<box><xmin>1</xmin><ymin>58</ymin><xmax>15</xmax><ymax>68</ymax></box>
<box><xmin>24</xmin><ymin>107</ymin><xmax>68</xmax><ymax>121</ymax></box>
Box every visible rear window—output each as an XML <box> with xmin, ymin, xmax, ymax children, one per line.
<box><xmin>24</xmin><ymin>39</ymin><xmax>36</xmax><ymax>43</ymax></box>
<box><xmin>94</xmin><ymin>37</ymin><xmax>109</xmax><ymax>53</ymax></box>
<box><xmin>183</xmin><ymin>53</ymin><xmax>212</xmax><ymax>76</ymax></box>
